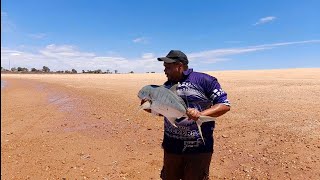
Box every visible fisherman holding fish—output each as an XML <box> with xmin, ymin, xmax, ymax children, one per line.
<box><xmin>139</xmin><ymin>50</ymin><xmax>230</xmax><ymax>180</ymax></box>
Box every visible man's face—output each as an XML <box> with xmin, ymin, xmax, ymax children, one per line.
<box><xmin>163</xmin><ymin>62</ymin><xmax>183</xmax><ymax>82</ymax></box>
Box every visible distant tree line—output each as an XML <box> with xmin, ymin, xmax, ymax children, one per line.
<box><xmin>81</xmin><ymin>69</ymin><xmax>122</xmax><ymax>74</ymax></box>
<box><xmin>0</xmin><ymin>66</ymin><xmax>78</xmax><ymax>74</ymax></box>
<box><xmin>1</xmin><ymin>66</ymin><xmax>135</xmax><ymax>74</ymax></box>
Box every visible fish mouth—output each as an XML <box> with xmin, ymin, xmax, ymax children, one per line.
<box><xmin>139</xmin><ymin>100</ymin><xmax>152</xmax><ymax>111</ymax></box>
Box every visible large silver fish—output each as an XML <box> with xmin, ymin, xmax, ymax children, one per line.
<box><xmin>137</xmin><ymin>84</ymin><xmax>215</xmax><ymax>143</ymax></box>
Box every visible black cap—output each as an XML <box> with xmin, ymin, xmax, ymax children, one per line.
<box><xmin>157</xmin><ymin>50</ymin><xmax>189</xmax><ymax>65</ymax></box>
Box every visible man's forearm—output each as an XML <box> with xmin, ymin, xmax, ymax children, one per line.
<box><xmin>201</xmin><ymin>103</ymin><xmax>230</xmax><ymax>117</ymax></box>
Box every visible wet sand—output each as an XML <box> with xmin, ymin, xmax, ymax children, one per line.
<box><xmin>1</xmin><ymin>68</ymin><xmax>320</xmax><ymax>179</ymax></box>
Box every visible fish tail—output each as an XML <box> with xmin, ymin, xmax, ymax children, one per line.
<box><xmin>196</xmin><ymin>116</ymin><xmax>215</xmax><ymax>144</ymax></box>
<box><xmin>196</xmin><ymin>120</ymin><xmax>205</xmax><ymax>144</ymax></box>
<box><xmin>198</xmin><ymin>116</ymin><xmax>215</xmax><ymax>126</ymax></box>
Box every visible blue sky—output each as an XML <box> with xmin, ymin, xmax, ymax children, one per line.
<box><xmin>1</xmin><ymin>0</ymin><xmax>320</xmax><ymax>73</ymax></box>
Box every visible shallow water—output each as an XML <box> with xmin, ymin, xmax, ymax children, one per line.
<box><xmin>1</xmin><ymin>80</ymin><xmax>6</xmax><ymax>89</ymax></box>
<box><xmin>30</xmin><ymin>81</ymin><xmax>78</xmax><ymax>113</ymax></box>
<box><xmin>47</xmin><ymin>92</ymin><xmax>77</xmax><ymax>113</ymax></box>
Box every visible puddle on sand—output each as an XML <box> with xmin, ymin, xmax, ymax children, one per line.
<box><xmin>35</xmin><ymin>84</ymin><xmax>46</xmax><ymax>91</ymax></box>
<box><xmin>47</xmin><ymin>92</ymin><xmax>77</xmax><ymax>113</ymax></box>
<box><xmin>44</xmin><ymin>87</ymin><xmax>116</xmax><ymax>134</ymax></box>
<box><xmin>30</xmin><ymin>82</ymin><xmax>77</xmax><ymax>113</ymax></box>
<box><xmin>1</xmin><ymin>80</ymin><xmax>7</xmax><ymax>89</ymax></box>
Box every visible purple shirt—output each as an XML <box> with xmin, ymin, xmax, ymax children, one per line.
<box><xmin>162</xmin><ymin>69</ymin><xmax>230</xmax><ymax>154</ymax></box>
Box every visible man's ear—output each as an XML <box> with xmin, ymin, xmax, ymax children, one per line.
<box><xmin>178</xmin><ymin>62</ymin><xmax>184</xmax><ymax>69</ymax></box>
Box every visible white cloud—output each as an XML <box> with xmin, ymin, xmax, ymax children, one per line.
<box><xmin>1</xmin><ymin>40</ymin><xmax>319</xmax><ymax>73</ymax></box>
<box><xmin>133</xmin><ymin>37</ymin><xmax>148</xmax><ymax>44</ymax></box>
<box><xmin>254</xmin><ymin>40</ymin><xmax>320</xmax><ymax>48</ymax></box>
<box><xmin>1</xmin><ymin>45</ymin><xmax>162</xmax><ymax>73</ymax></box>
<box><xmin>188</xmin><ymin>47</ymin><xmax>270</xmax><ymax>65</ymax></box>
<box><xmin>1</xmin><ymin>11</ymin><xmax>16</xmax><ymax>32</ymax></box>
<box><xmin>254</xmin><ymin>16</ymin><xmax>276</xmax><ymax>26</ymax></box>
<box><xmin>10</xmin><ymin>52</ymin><xmax>21</xmax><ymax>56</ymax></box>
<box><xmin>142</xmin><ymin>53</ymin><xmax>154</xmax><ymax>59</ymax></box>
<box><xmin>1</xmin><ymin>12</ymin><xmax>8</xmax><ymax>17</ymax></box>
<box><xmin>188</xmin><ymin>40</ymin><xmax>320</xmax><ymax>64</ymax></box>
<box><xmin>39</xmin><ymin>44</ymin><xmax>95</xmax><ymax>59</ymax></box>
<box><xmin>28</xmin><ymin>33</ymin><xmax>47</xmax><ymax>39</ymax></box>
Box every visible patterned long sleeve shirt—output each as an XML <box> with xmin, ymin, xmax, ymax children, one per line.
<box><xmin>162</xmin><ymin>69</ymin><xmax>230</xmax><ymax>154</ymax></box>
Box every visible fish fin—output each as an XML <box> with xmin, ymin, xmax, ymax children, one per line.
<box><xmin>169</xmin><ymin>84</ymin><xmax>189</xmax><ymax>108</ymax></box>
<box><xmin>167</xmin><ymin>117</ymin><xmax>178</xmax><ymax>127</ymax></box>
<box><xmin>168</xmin><ymin>84</ymin><xmax>180</xmax><ymax>97</ymax></box>
<box><xmin>178</xmin><ymin>96</ymin><xmax>188</xmax><ymax>109</ymax></box>
<box><xmin>169</xmin><ymin>84</ymin><xmax>178</xmax><ymax>93</ymax></box>
<box><xmin>139</xmin><ymin>101</ymin><xmax>151</xmax><ymax>111</ymax></box>
<box><xmin>198</xmin><ymin>116</ymin><xmax>215</xmax><ymax>124</ymax></box>
<box><xmin>195</xmin><ymin>120</ymin><xmax>205</xmax><ymax>145</ymax></box>
<box><xmin>170</xmin><ymin>84</ymin><xmax>187</xmax><ymax>108</ymax></box>
<box><xmin>150</xmin><ymin>85</ymin><xmax>161</xmax><ymax>88</ymax></box>
<box><xmin>196</xmin><ymin>116</ymin><xmax>215</xmax><ymax>144</ymax></box>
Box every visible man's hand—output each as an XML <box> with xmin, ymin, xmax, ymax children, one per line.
<box><xmin>186</xmin><ymin>108</ymin><xmax>201</xmax><ymax>121</ymax></box>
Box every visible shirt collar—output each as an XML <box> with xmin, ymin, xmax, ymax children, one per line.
<box><xmin>183</xmin><ymin>68</ymin><xmax>193</xmax><ymax>76</ymax></box>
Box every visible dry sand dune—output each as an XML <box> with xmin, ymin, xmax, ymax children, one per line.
<box><xmin>1</xmin><ymin>68</ymin><xmax>320</xmax><ymax>179</ymax></box>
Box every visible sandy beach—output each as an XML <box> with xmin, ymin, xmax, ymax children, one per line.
<box><xmin>1</xmin><ymin>68</ymin><xmax>320</xmax><ymax>179</ymax></box>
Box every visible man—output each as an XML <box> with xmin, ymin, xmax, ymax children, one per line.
<box><xmin>144</xmin><ymin>50</ymin><xmax>230</xmax><ymax>180</ymax></box>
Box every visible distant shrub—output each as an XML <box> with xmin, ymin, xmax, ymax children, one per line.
<box><xmin>42</xmin><ymin>66</ymin><xmax>50</xmax><ymax>72</ymax></box>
